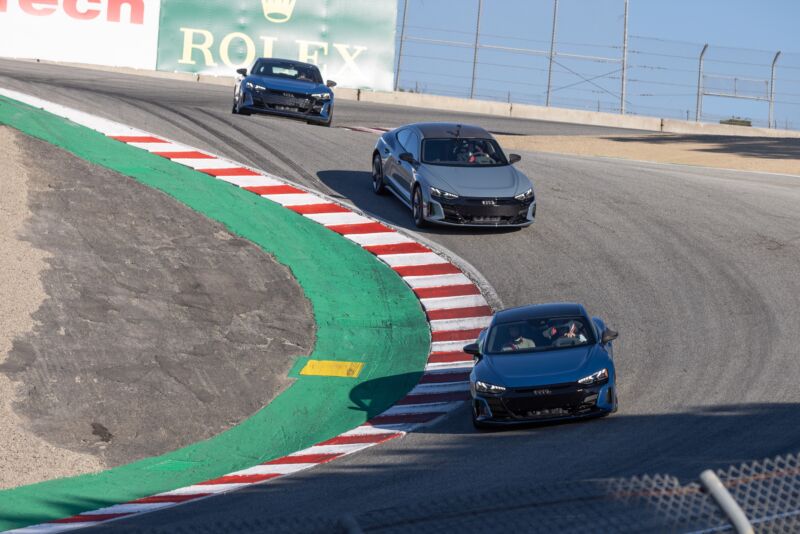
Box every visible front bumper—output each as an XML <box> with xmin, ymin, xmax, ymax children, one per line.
<box><xmin>472</xmin><ymin>380</ymin><xmax>615</xmax><ymax>425</ymax></box>
<box><xmin>426</xmin><ymin>196</ymin><xmax>536</xmax><ymax>227</ymax></box>
<box><xmin>240</xmin><ymin>88</ymin><xmax>332</xmax><ymax>122</ymax></box>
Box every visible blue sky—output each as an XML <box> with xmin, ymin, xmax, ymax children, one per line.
<box><xmin>394</xmin><ymin>0</ymin><xmax>800</xmax><ymax>129</ymax></box>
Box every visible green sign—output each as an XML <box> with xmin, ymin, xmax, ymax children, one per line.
<box><xmin>157</xmin><ymin>0</ymin><xmax>397</xmax><ymax>90</ymax></box>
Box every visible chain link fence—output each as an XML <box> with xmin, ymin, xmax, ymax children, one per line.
<box><xmin>392</xmin><ymin>0</ymin><xmax>800</xmax><ymax>130</ymax></box>
<box><xmin>135</xmin><ymin>452</ymin><xmax>800</xmax><ymax>533</ymax></box>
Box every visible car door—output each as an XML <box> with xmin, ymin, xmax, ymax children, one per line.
<box><xmin>392</xmin><ymin>128</ymin><xmax>420</xmax><ymax>203</ymax></box>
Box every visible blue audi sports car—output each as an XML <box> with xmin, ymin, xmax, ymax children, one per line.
<box><xmin>232</xmin><ymin>58</ymin><xmax>336</xmax><ymax>126</ymax></box>
<box><xmin>465</xmin><ymin>303</ymin><xmax>618</xmax><ymax>428</ymax></box>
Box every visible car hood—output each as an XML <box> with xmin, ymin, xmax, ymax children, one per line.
<box><xmin>479</xmin><ymin>345</ymin><xmax>599</xmax><ymax>388</ymax></box>
<box><xmin>246</xmin><ymin>75</ymin><xmax>328</xmax><ymax>95</ymax></box>
<box><xmin>421</xmin><ymin>164</ymin><xmax>530</xmax><ymax>198</ymax></box>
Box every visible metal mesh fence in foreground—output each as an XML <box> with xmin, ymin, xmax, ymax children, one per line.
<box><xmin>139</xmin><ymin>452</ymin><xmax>800</xmax><ymax>533</ymax></box>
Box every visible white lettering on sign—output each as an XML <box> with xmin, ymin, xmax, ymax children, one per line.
<box><xmin>296</xmin><ymin>39</ymin><xmax>328</xmax><ymax>65</ymax></box>
<box><xmin>332</xmin><ymin>43</ymin><xmax>366</xmax><ymax>79</ymax></box>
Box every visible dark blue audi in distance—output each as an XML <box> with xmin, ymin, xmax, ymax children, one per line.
<box><xmin>465</xmin><ymin>303</ymin><xmax>618</xmax><ymax>428</ymax></box>
<box><xmin>232</xmin><ymin>58</ymin><xmax>336</xmax><ymax>126</ymax></box>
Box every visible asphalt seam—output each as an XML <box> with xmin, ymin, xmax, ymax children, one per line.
<box><xmin>0</xmin><ymin>89</ymin><xmax>490</xmax><ymax>533</ymax></box>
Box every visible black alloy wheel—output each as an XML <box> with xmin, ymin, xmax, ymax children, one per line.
<box><xmin>412</xmin><ymin>186</ymin><xmax>427</xmax><ymax>228</ymax></box>
<box><xmin>232</xmin><ymin>92</ymin><xmax>250</xmax><ymax>116</ymax></box>
<box><xmin>372</xmin><ymin>155</ymin><xmax>387</xmax><ymax>195</ymax></box>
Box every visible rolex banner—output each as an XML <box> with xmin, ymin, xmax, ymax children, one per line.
<box><xmin>156</xmin><ymin>0</ymin><xmax>398</xmax><ymax>90</ymax></box>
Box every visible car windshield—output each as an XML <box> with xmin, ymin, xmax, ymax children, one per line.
<box><xmin>422</xmin><ymin>138</ymin><xmax>508</xmax><ymax>167</ymax></box>
<box><xmin>252</xmin><ymin>60</ymin><xmax>323</xmax><ymax>84</ymax></box>
<box><xmin>486</xmin><ymin>316</ymin><xmax>595</xmax><ymax>354</ymax></box>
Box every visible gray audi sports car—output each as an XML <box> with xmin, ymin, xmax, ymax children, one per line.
<box><xmin>371</xmin><ymin>123</ymin><xmax>536</xmax><ymax>227</ymax></box>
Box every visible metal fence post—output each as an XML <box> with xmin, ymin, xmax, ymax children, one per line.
<box><xmin>469</xmin><ymin>0</ymin><xmax>483</xmax><ymax>99</ymax></box>
<box><xmin>699</xmin><ymin>470</ymin><xmax>754</xmax><ymax>534</ymax></box>
<box><xmin>769</xmin><ymin>50</ymin><xmax>781</xmax><ymax>128</ymax></box>
<box><xmin>545</xmin><ymin>0</ymin><xmax>559</xmax><ymax>107</ymax></box>
<box><xmin>620</xmin><ymin>0</ymin><xmax>629</xmax><ymax>114</ymax></box>
<box><xmin>394</xmin><ymin>0</ymin><xmax>409</xmax><ymax>92</ymax></box>
<box><xmin>695</xmin><ymin>43</ymin><xmax>708</xmax><ymax>121</ymax></box>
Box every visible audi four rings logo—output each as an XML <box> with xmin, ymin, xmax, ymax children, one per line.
<box><xmin>532</xmin><ymin>389</ymin><xmax>552</xmax><ymax>396</ymax></box>
<box><xmin>482</xmin><ymin>200</ymin><xmax>496</xmax><ymax>205</ymax></box>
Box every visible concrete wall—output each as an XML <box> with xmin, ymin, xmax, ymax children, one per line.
<box><xmin>20</xmin><ymin>59</ymin><xmax>800</xmax><ymax>139</ymax></box>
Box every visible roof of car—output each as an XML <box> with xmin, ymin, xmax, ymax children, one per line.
<box><xmin>494</xmin><ymin>303</ymin><xmax>587</xmax><ymax>324</ymax></box>
<box><xmin>255</xmin><ymin>57</ymin><xmax>319</xmax><ymax>69</ymax></box>
<box><xmin>407</xmin><ymin>123</ymin><xmax>492</xmax><ymax>139</ymax></box>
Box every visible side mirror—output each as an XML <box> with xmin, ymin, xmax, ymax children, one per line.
<box><xmin>601</xmin><ymin>329</ymin><xmax>619</xmax><ymax>344</ymax></box>
<box><xmin>236</xmin><ymin>68</ymin><xmax>248</xmax><ymax>76</ymax></box>
<box><xmin>509</xmin><ymin>154</ymin><xmax>522</xmax><ymax>164</ymax></box>
<box><xmin>399</xmin><ymin>152</ymin><xmax>415</xmax><ymax>164</ymax></box>
<box><xmin>463</xmin><ymin>343</ymin><xmax>481</xmax><ymax>356</ymax></box>
<box><xmin>326</xmin><ymin>80</ymin><xmax>337</xmax><ymax>88</ymax></box>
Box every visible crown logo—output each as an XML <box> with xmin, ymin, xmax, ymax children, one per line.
<box><xmin>262</xmin><ymin>0</ymin><xmax>296</xmax><ymax>23</ymax></box>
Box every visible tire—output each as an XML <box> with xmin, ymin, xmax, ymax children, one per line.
<box><xmin>233</xmin><ymin>93</ymin><xmax>251</xmax><ymax>116</ymax></box>
<box><xmin>472</xmin><ymin>406</ymin><xmax>491</xmax><ymax>430</ymax></box>
<box><xmin>372</xmin><ymin>154</ymin><xmax>387</xmax><ymax>195</ymax></box>
<box><xmin>309</xmin><ymin>115</ymin><xmax>333</xmax><ymax>127</ymax></box>
<box><xmin>412</xmin><ymin>186</ymin><xmax>428</xmax><ymax>228</ymax></box>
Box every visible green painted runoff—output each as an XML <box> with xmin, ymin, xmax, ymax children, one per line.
<box><xmin>0</xmin><ymin>95</ymin><xmax>429</xmax><ymax>530</ymax></box>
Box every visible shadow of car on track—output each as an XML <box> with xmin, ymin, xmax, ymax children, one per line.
<box><xmin>316</xmin><ymin>170</ymin><xmax>524</xmax><ymax>237</ymax></box>
<box><xmin>347</xmin><ymin>372</ymin><xmax>426</xmax><ymax>421</ymax></box>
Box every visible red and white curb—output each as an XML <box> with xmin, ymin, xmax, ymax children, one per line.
<box><xmin>1</xmin><ymin>88</ymin><xmax>493</xmax><ymax>533</ymax></box>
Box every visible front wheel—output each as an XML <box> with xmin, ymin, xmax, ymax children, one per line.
<box><xmin>308</xmin><ymin>117</ymin><xmax>332</xmax><ymax>127</ymax></box>
<box><xmin>233</xmin><ymin>93</ymin><xmax>251</xmax><ymax>116</ymax></box>
<box><xmin>372</xmin><ymin>155</ymin><xmax>387</xmax><ymax>195</ymax></box>
<box><xmin>412</xmin><ymin>186</ymin><xmax>428</xmax><ymax>228</ymax></box>
<box><xmin>472</xmin><ymin>406</ymin><xmax>491</xmax><ymax>430</ymax></box>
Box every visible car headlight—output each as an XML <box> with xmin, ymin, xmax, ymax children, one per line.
<box><xmin>311</xmin><ymin>92</ymin><xmax>332</xmax><ymax>100</ymax></box>
<box><xmin>475</xmin><ymin>380</ymin><xmax>506</xmax><ymax>394</ymax></box>
<box><xmin>514</xmin><ymin>188</ymin><xmax>534</xmax><ymax>201</ymax></box>
<box><xmin>577</xmin><ymin>368</ymin><xmax>609</xmax><ymax>385</ymax></box>
<box><xmin>245</xmin><ymin>82</ymin><xmax>266</xmax><ymax>91</ymax></box>
<box><xmin>430</xmin><ymin>186</ymin><xmax>459</xmax><ymax>200</ymax></box>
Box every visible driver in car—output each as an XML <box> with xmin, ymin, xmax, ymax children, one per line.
<box><xmin>561</xmin><ymin>321</ymin><xmax>588</xmax><ymax>343</ymax></box>
<box><xmin>502</xmin><ymin>324</ymin><xmax>536</xmax><ymax>351</ymax></box>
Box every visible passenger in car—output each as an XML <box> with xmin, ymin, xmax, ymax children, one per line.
<box><xmin>502</xmin><ymin>324</ymin><xmax>536</xmax><ymax>351</ymax></box>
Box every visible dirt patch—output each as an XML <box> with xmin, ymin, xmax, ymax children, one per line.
<box><xmin>495</xmin><ymin>134</ymin><xmax>800</xmax><ymax>175</ymax></box>
<box><xmin>0</xmin><ymin>128</ymin><xmax>315</xmax><ymax>486</ymax></box>
<box><xmin>0</xmin><ymin>126</ymin><xmax>104</xmax><ymax>489</ymax></box>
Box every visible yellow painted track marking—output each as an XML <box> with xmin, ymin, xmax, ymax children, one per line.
<box><xmin>300</xmin><ymin>360</ymin><xmax>364</xmax><ymax>378</ymax></box>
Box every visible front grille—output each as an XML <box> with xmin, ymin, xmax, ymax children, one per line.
<box><xmin>497</xmin><ymin>383</ymin><xmax>599</xmax><ymax>419</ymax></box>
<box><xmin>255</xmin><ymin>89</ymin><xmax>313</xmax><ymax>112</ymax></box>
<box><xmin>440</xmin><ymin>196</ymin><xmax>531</xmax><ymax>225</ymax></box>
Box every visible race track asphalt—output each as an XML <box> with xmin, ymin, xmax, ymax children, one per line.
<box><xmin>1</xmin><ymin>59</ymin><xmax>798</xmax><ymax>530</ymax></box>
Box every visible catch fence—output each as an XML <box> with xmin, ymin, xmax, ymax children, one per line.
<box><xmin>393</xmin><ymin>0</ymin><xmax>800</xmax><ymax>131</ymax></box>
